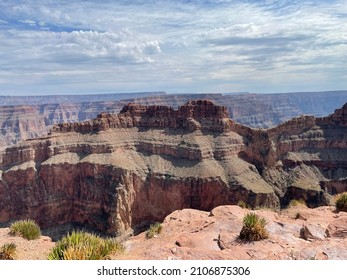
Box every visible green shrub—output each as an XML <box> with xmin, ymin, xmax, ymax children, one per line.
<box><xmin>239</xmin><ymin>212</ymin><xmax>268</xmax><ymax>241</ymax></box>
<box><xmin>335</xmin><ymin>192</ymin><xmax>347</xmax><ymax>212</ymax></box>
<box><xmin>0</xmin><ymin>243</ymin><xmax>17</xmax><ymax>260</ymax></box>
<box><xmin>288</xmin><ymin>199</ymin><xmax>307</xmax><ymax>208</ymax></box>
<box><xmin>9</xmin><ymin>219</ymin><xmax>41</xmax><ymax>240</ymax></box>
<box><xmin>48</xmin><ymin>231</ymin><xmax>124</xmax><ymax>260</ymax></box>
<box><xmin>146</xmin><ymin>223</ymin><xmax>163</xmax><ymax>239</ymax></box>
<box><xmin>237</xmin><ymin>200</ymin><xmax>248</xmax><ymax>209</ymax></box>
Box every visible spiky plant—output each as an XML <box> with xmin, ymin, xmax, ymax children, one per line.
<box><xmin>9</xmin><ymin>219</ymin><xmax>41</xmax><ymax>240</ymax></box>
<box><xmin>239</xmin><ymin>212</ymin><xmax>268</xmax><ymax>241</ymax></box>
<box><xmin>145</xmin><ymin>223</ymin><xmax>163</xmax><ymax>239</ymax></box>
<box><xmin>335</xmin><ymin>192</ymin><xmax>347</xmax><ymax>212</ymax></box>
<box><xmin>0</xmin><ymin>243</ymin><xmax>17</xmax><ymax>260</ymax></box>
<box><xmin>48</xmin><ymin>231</ymin><xmax>124</xmax><ymax>260</ymax></box>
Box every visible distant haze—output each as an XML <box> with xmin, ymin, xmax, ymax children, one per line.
<box><xmin>0</xmin><ymin>1</ymin><xmax>347</xmax><ymax>95</ymax></box>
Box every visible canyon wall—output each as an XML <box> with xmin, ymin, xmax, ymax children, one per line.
<box><xmin>264</xmin><ymin>103</ymin><xmax>347</xmax><ymax>206</ymax></box>
<box><xmin>1</xmin><ymin>91</ymin><xmax>346</xmax><ymax>147</ymax></box>
<box><xmin>0</xmin><ymin>100</ymin><xmax>346</xmax><ymax>236</ymax></box>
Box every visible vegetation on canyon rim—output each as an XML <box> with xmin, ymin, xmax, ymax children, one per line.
<box><xmin>9</xmin><ymin>219</ymin><xmax>41</xmax><ymax>240</ymax></box>
<box><xmin>288</xmin><ymin>199</ymin><xmax>307</xmax><ymax>208</ymax></box>
<box><xmin>239</xmin><ymin>212</ymin><xmax>269</xmax><ymax>241</ymax></box>
<box><xmin>48</xmin><ymin>230</ymin><xmax>124</xmax><ymax>260</ymax></box>
<box><xmin>237</xmin><ymin>200</ymin><xmax>249</xmax><ymax>209</ymax></box>
<box><xmin>146</xmin><ymin>223</ymin><xmax>163</xmax><ymax>239</ymax></box>
<box><xmin>335</xmin><ymin>192</ymin><xmax>347</xmax><ymax>212</ymax></box>
<box><xmin>0</xmin><ymin>242</ymin><xmax>16</xmax><ymax>260</ymax></box>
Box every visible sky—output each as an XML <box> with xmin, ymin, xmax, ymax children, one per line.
<box><xmin>0</xmin><ymin>0</ymin><xmax>346</xmax><ymax>95</ymax></box>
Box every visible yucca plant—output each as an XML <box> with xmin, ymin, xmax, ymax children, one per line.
<box><xmin>48</xmin><ymin>231</ymin><xmax>124</xmax><ymax>260</ymax></box>
<box><xmin>9</xmin><ymin>219</ymin><xmax>41</xmax><ymax>240</ymax></box>
<box><xmin>145</xmin><ymin>223</ymin><xmax>163</xmax><ymax>239</ymax></box>
<box><xmin>239</xmin><ymin>212</ymin><xmax>268</xmax><ymax>241</ymax></box>
<box><xmin>0</xmin><ymin>243</ymin><xmax>17</xmax><ymax>260</ymax></box>
<box><xmin>335</xmin><ymin>192</ymin><xmax>347</xmax><ymax>212</ymax></box>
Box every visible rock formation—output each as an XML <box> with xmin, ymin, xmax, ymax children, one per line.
<box><xmin>52</xmin><ymin>100</ymin><xmax>231</xmax><ymax>133</ymax></box>
<box><xmin>264</xmin><ymin>103</ymin><xmax>347</xmax><ymax>206</ymax></box>
<box><xmin>2</xmin><ymin>204</ymin><xmax>347</xmax><ymax>260</ymax></box>
<box><xmin>0</xmin><ymin>100</ymin><xmax>346</xmax><ymax>237</ymax></box>
<box><xmin>115</xmin><ymin>205</ymin><xmax>347</xmax><ymax>260</ymax></box>
<box><xmin>1</xmin><ymin>91</ymin><xmax>346</xmax><ymax>147</ymax></box>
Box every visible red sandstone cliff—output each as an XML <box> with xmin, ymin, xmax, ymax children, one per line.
<box><xmin>1</xmin><ymin>91</ymin><xmax>346</xmax><ymax>147</ymax></box>
<box><xmin>0</xmin><ymin>100</ymin><xmax>346</xmax><ymax>236</ymax></box>
<box><xmin>264</xmin><ymin>103</ymin><xmax>347</xmax><ymax>206</ymax></box>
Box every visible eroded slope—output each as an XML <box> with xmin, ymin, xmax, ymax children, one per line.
<box><xmin>0</xmin><ymin>100</ymin><xmax>346</xmax><ymax>236</ymax></box>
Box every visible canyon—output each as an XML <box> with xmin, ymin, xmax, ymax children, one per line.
<box><xmin>0</xmin><ymin>99</ymin><xmax>346</xmax><ymax>237</ymax></box>
<box><xmin>1</xmin><ymin>91</ymin><xmax>346</xmax><ymax>147</ymax></box>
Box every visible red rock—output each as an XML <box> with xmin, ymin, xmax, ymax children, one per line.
<box><xmin>115</xmin><ymin>205</ymin><xmax>347</xmax><ymax>260</ymax></box>
<box><xmin>300</xmin><ymin>223</ymin><xmax>327</xmax><ymax>241</ymax></box>
<box><xmin>326</xmin><ymin>217</ymin><xmax>347</xmax><ymax>238</ymax></box>
<box><xmin>0</xmin><ymin>100</ymin><xmax>346</xmax><ymax>238</ymax></box>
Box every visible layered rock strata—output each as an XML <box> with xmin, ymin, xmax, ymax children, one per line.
<box><xmin>2</xmin><ymin>91</ymin><xmax>347</xmax><ymax>147</ymax></box>
<box><xmin>0</xmin><ymin>100</ymin><xmax>346</xmax><ymax>236</ymax></box>
<box><xmin>265</xmin><ymin>103</ymin><xmax>347</xmax><ymax>206</ymax></box>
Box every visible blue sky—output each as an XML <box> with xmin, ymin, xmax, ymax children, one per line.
<box><xmin>0</xmin><ymin>0</ymin><xmax>346</xmax><ymax>95</ymax></box>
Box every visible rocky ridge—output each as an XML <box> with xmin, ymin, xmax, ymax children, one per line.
<box><xmin>52</xmin><ymin>100</ymin><xmax>231</xmax><ymax>133</ymax></box>
<box><xmin>1</xmin><ymin>91</ymin><xmax>346</xmax><ymax>147</ymax></box>
<box><xmin>0</xmin><ymin>100</ymin><xmax>346</xmax><ymax>237</ymax></box>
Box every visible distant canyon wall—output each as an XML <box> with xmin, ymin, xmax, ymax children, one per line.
<box><xmin>1</xmin><ymin>91</ymin><xmax>346</xmax><ymax>147</ymax></box>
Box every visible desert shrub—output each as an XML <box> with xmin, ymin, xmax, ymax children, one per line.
<box><xmin>0</xmin><ymin>243</ymin><xmax>17</xmax><ymax>260</ymax></box>
<box><xmin>335</xmin><ymin>192</ymin><xmax>347</xmax><ymax>212</ymax></box>
<box><xmin>48</xmin><ymin>231</ymin><xmax>124</xmax><ymax>260</ymax></box>
<box><xmin>145</xmin><ymin>223</ymin><xmax>163</xmax><ymax>239</ymax></box>
<box><xmin>9</xmin><ymin>219</ymin><xmax>41</xmax><ymax>240</ymax></box>
<box><xmin>288</xmin><ymin>199</ymin><xmax>307</xmax><ymax>208</ymax></box>
<box><xmin>237</xmin><ymin>200</ymin><xmax>248</xmax><ymax>209</ymax></box>
<box><xmin>239</xmin><ymin>212</ymin><xmax>268</xmax><ymax>241</ymax></box>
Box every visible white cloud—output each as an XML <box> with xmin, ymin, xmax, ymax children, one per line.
<box><xmin>18</xmin><ymin>19</ymin><xmax>37</xmax><ymax>26</ymax></box>
<box><xmin>0</xmin><ymin>0</ymin><xmax>346</xmax><ymax>94</ymax></box>
<box><xmin>1</xmin><ymin>29</ymin><xmax>161</xmax><ymax>69</ymax></box>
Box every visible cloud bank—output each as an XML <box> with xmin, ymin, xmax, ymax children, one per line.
<box><xmin>0</xmin><ymin>0</ymin><xmax>346</xmax><ymax>95</ymax></box>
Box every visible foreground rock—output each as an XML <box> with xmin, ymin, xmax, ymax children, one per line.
<box><xmin>1</xmin><ymin>205</ymin><xmax>346</xmax><ymax>260</ymax></box>
<box><xmin>117</xmin><ymin>205</ymin><xmax>347</xmax><ymax>260</ymax></box>
<box><xmin>0</xmin><ymin>227</ymin><xmax>54</xmax><ymax>260</ymax></box>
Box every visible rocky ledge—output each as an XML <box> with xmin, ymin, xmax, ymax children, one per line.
<box><xmin>116</xmin><ymin>205</ymin><xmax>347</xmax><ymax>260</ymax></box>
<box><xmin>2</xmin><ymin>205</ymin><xmax>347</xmax><ymax>260</ymax></box>
<box><xmin>0</xmin><ymin>100</ymin><xmax>346</xmax><ymax>237</ymax></box>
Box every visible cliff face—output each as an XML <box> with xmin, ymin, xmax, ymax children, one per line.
<box><xmin>1</xmin><ymin>91</ymin><xmax>346</xmax><ymax>147</ymax></box>
<box><xmin>126</xmin><ymin>91</ymin><xmax>347</xmax><ymax>128</ymax></box>
<box><xmin>0</xmin><ymin>100</ymin><xmax>278</xmax><ymax>235</ymax></box>
<box><xmin>0</xmin><ymin>102</ymin><xmax>125</xmax><ymax>147</ymax></box>
<box><xmin>52</xmin><ymin>100</ymin><xmax>231</xmax><ymax>133</ymax></box>
<box><xmin>0</xmin><ymin>100</ymin><xmax>346</xmax><ymax>236</ymax></box>
<box><xmin>0</xmin><ymin>106</ymin><xmax>47</xmax><ymax>147</ymax></box>
<box><xmin>265</xmin><ymin>103</ymin><xmax>347</xmax><ymax>206</ymax></box>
